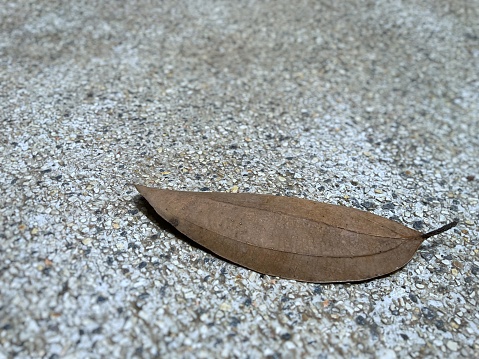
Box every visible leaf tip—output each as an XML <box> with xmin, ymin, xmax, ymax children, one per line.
<box><xmin>134</xmin><ymin>184</ymin><xmax>151</xmax><ymax>197</ymax></box>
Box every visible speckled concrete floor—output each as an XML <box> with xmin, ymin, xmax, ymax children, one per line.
<box><xmin>1</xmin><ymin>1</ymin><xmax>478</xmax><ymax>358</ymax></box>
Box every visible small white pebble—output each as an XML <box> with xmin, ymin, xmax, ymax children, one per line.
<box><xmin>219</xmin><ymin>302</ymin><xmax>231</xmax><ymax>311</ymax></box>
<box><xmin>376</xmin><ymin>348</ymin><xmax>397</xmax><ymax>359</ymax></box>
<box><xmin>446</xmin><ymin>340</ymin><xmax>459</xmax><ymax>351</ymax></box>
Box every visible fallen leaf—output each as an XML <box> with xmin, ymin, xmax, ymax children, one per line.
<box><xmin>135</xmin><ymin>185</ymin><xmax>458</xmax><ymax>283</ymax></box>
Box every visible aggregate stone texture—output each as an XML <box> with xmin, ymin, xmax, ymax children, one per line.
<box><xmin>1</xmin><ymin>1</ymin><xmax>478</xmax><ymax>358</ymax></box>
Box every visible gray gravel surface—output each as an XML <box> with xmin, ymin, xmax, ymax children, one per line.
<box><xmin>1</xmin><ymin>1</ymin><xmax>478</xmax><ymax>358</ymax></box>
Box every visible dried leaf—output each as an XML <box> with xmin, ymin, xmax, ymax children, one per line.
<box><xmin>135</xmin><ymin>185</ymin><xmax>458</xmax><ymax>283</ymax></box>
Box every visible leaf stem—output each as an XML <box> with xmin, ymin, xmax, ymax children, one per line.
<box><xmin>421</xmin><ymin>220</ymin><xmax>459</xmax><ymax>239</ymax></box>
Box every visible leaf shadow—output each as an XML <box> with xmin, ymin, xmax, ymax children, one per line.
<box><xmin>133</xmin><ymin>194</ymin><xmax>234</xmax><ymax>263</ymax></box>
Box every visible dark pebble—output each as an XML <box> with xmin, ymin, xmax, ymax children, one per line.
<box><xmin>266</xmin><ymin>353</ymin><xmax>281</xmax><ymax>359</ymax></box>
<box><xmin>369</xmin><ymin>323</ymin><xmax>380</xmax><ymax>339</ymax></box>
<box><xmin>420</xmin><ymin>252</ymin><xmax>434</xmax><ymax>262</ymax></box>
<box><xmin>421</xmin><ymin>307</ymin><xmax>436</xmax><ymax>320</ymax></box>
<box><xmin>355</xmin><ymin>315</ymin><xmax>367</xmax><ymax>326</ymax></box>
<box><xmin>350</xmin><ymin>198</ymin><xmax>361</xmax><ymax>208</ymax></box>
<box><xmin>138</xmin><ymin>292</ymin><xmax>150</xmax><ymax>300</ymax></box>
<box><xmin>230</xmin><ymin>317</ymin><xmax>241</xmax><ymax>327</ymax></box>
<box><xmin>413</xmin><ymin>221</ymin><xmax>424</xmax><ymax>230</ymax></box>
<box><xmin>381</xmin><ymin>202</ymin><xmax>395</xmax><ymax>210</ymax></box>
<box><xmin>42</xmin><ymin>267</ymin><xmax>51</xmax><ymax>276</ymax></box>
<box><xmin>280</xmin><ymin>333</ymin><xmax>291</xmax><ymax>340</ymax></box>
<box><xmin>159</xmin><ymin>285</ymin><xmax>167</xmax><ymax>296</ymax></box>
<box><xmin>435</xmin><ymin>319</ymin><xmax>446</xmax><ymax>331</ymax></box>
<box><xmin>471</xmin><ymin>265</ymin><xmax>479</xmax><ymax>275</ymax></box>
<box><xmin>409</xmin><ymin>293</ymin><xmax>418</xmax><ymax>303</ymax></box>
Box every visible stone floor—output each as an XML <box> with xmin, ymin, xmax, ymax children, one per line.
<box><xmin>1</xmin><ymin>1</ymin><xmax>478</xmax><ymax>358</ymax></box>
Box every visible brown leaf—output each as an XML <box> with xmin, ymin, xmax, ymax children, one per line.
<box><xmin>135</xmin><ymin>185</ymin><xmax>458</xmax><ymax>283</ymax></box>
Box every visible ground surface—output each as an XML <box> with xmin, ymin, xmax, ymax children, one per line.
<box><xmin>1</xmin><ymin>1</ymin><xmax>478</xmax><ymax>358</ymax></box>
